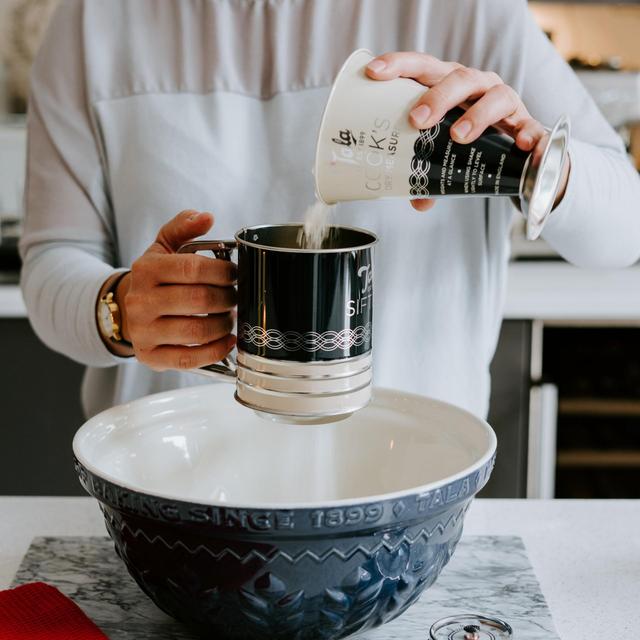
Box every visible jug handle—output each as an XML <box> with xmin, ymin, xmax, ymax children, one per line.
<box><xmin>177</xmin><ymin>240</ymin><xmax>238</xmax><ymax>382</ymax></box>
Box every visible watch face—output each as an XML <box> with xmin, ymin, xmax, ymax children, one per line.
<box><xmin>99</xmin><ymin>300</ymin><xmax>115</xmax><ymax>338</ymax></box>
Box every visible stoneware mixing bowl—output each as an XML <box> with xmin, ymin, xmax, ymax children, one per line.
<box><xmin>73</xmin><ymin>384</ymin><xmax>496</xmax><ymax>639</ymax></box>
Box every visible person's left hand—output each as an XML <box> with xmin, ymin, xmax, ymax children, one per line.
<box><xmin>365</xmin><ymin>51</ymin><xmax>570</xmax><ymax>212</ymax></box>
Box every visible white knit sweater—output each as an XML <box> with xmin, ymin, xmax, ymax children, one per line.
<box><xmin>20</xmin><ymin>0</ymin><xmax>640</xmax><ymax>418</ymax></box>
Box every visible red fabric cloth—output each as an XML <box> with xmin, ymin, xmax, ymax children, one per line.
<box><xmin>0</xmin><ymin>582</ymin><xmax>108</xmax><ymax>639</ymax></box>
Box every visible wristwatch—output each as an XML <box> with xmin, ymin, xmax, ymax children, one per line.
<box><xmin>98</xmin><ymin>290</ymin><xmax>124</xmax><ymax>343</ymax></box>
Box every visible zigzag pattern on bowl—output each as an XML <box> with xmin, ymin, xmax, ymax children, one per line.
<box><xmin>101</xmin><ymin>502</ymin><xmax>466</xmax><ymax>640</ymax></box>
<box><xmin>77</xmin><ymin>448</ymin><xmax>494</xmax><ymax>638</ymax></box>
<box><xmin>104</xmin><ymin>503</ymin><xmax>468</xmax><ymax>566</ymax></box>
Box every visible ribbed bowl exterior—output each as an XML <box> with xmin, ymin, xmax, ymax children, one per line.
<box><xmin>75</xmin><ymin>455</ymin><xmax>494</xmax><ymax>639</ymax></box>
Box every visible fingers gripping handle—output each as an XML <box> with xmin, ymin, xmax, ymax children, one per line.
<box><xmin>177</xmin><ymin>240</ymin><xmax>238</xmax><ymax>381</ymax></box>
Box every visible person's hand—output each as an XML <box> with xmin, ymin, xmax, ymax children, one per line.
<box><xmin>365</xmin><ymin>52</ymin><xmax>570</xmax><ymax>212</ymax></box>
<box><xmin>114</xmin><ymin>210</ymin><xmax>237</xmax><ymax>371</ymax></box>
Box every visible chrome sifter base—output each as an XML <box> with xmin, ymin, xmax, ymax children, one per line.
<box><xmin>235</xmin><ymin>351</ymin><xmax>373</xmax><ymax>425</ymax></box>
<box><xmin>250</xmin><ymin>409</ymin><xmax>355</xmax><ymax>425</ymax></box>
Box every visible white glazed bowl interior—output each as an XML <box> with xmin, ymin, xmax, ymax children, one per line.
<box><xmin>73</xmin><ymin>384</ymin><xmax>496</xmax><ymax>508</ymax></box>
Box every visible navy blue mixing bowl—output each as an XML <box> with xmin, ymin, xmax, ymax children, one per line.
<box><xmin>73</xmin><ymin>384</ymin><xmax>496</xmax><ymax>639</ymax></box>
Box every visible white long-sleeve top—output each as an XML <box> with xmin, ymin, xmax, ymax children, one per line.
<box><xmin>20</xmin><ymin>0</ymin><xmax>640</xmax><ymax>419</ymax></box>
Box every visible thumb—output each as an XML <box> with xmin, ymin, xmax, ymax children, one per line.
<box><xmin>150</xmin><ymin>210</ymin><xmax>214</xmax><ymax>254</ymax></box>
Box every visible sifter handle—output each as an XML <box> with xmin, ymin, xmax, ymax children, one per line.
<box><xmin>177</xmin><ymin>240</ymin><xmax>238</xmax><ymax>380</ymax></box>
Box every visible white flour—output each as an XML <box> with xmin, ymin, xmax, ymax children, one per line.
<box><xmin>298</xmin><ymin>201</ymin><xmax>335</xmax><ymax>249</ymax></box>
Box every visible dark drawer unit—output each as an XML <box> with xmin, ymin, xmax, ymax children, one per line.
<box><xmin>543</xmin><ymin>326</ymin><xmax>640</xmax><ymax>498</ymax></box>
<box><xmin>483</xmin><ymin>320</ymin><xmax>532</xmax><ymax>498</ymax></box>
<box><xmin>0</xmin><ymin>318</ymin><xmax>85</xmax><ymax>495</ymax></box>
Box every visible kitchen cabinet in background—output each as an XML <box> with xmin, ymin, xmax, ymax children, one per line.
<box><xmin>544</xmin><ymin>325</ymin><xmax>640</xmax><ymax>498</ymax></box>
<box><xmin>488</xmin><ymin>321</ymin><xmax>640</xmax><ymax>499</ymax></box>
<box><xmin>0</xmin><ymin>319</ymin><xmax>85</xmax><ymax>495</ymax></box>
<box><xmin>482</xmin><ymin>321</ymin><xmax>532</xmax><ymax>498</ymax></box>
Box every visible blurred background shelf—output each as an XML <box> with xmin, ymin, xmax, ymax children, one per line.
<box><xmin>557</xmin><ymin>450</ymin><xmax>640</xmax><ymax>467</ymax></box>
<box><xmin>558</xmin><ymin>398</ymin><xmax>640</xmax><ymax>416</ymax></box>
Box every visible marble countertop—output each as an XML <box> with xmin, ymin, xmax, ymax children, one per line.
<box><xmin>1</xmin><ymin>497</ymin><xmax>638</xmax><ymax>639</ymax></box>
<box><xmin>13</xmin><ymin>534</ymin><xmax>559</xmax><ymax>639</ymax></box>
<box><xmin>3</xmin><ymin>262</ymin><xmax>640</xmax><ymax>320</ymax></box>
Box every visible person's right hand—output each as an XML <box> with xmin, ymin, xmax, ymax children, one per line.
<box><xmin>115</xmin><ymin>210</ymin><xmax>237</xmax><ymax>371</ymax></box>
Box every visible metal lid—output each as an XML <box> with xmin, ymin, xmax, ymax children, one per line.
<box><xmin>520</xmin><ymin>114</ymin><xmax>571</xmax><ymax>241</ymax></box>
<box><xmin>430</xmin><ymin>613</ymin><xmax>513</xmax><ymax>640</ymax></box>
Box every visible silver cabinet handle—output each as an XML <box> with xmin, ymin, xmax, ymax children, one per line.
<box><xmin>527</xmin><ymin>383</ymin><xmax>558</xmax><ymax>499</ymax></box>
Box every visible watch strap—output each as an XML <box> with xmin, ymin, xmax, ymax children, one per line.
<box><xmin>97</xmin><ymin>271</ymin><xmax>134</xmax><ymax>354</ymax></box>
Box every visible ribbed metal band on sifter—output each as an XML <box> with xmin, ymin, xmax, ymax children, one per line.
<box><xmin>235</xmin><ymin>351</ymin><xmax>373</xmax><ymax>424</ymax></box>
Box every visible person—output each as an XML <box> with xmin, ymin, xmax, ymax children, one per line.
<box><xmin>20</xmin><ymin>0</ymin><xmax>640</xmax><ymax>420</ymax></box>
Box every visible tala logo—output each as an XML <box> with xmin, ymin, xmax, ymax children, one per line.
<box><xmin>357</xmin><ymin>264</ymin><xmax>373</xmax><ymax>294</ymax></box>
<box><xmin>347</xmin><ymin>263</ymin><xmax>373</xmax><ymax>318</ymax></box>
<box><xmin>332</xmin><ymin>129</ymin><xmax>356</xmax><ymax>147</ymax></box>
